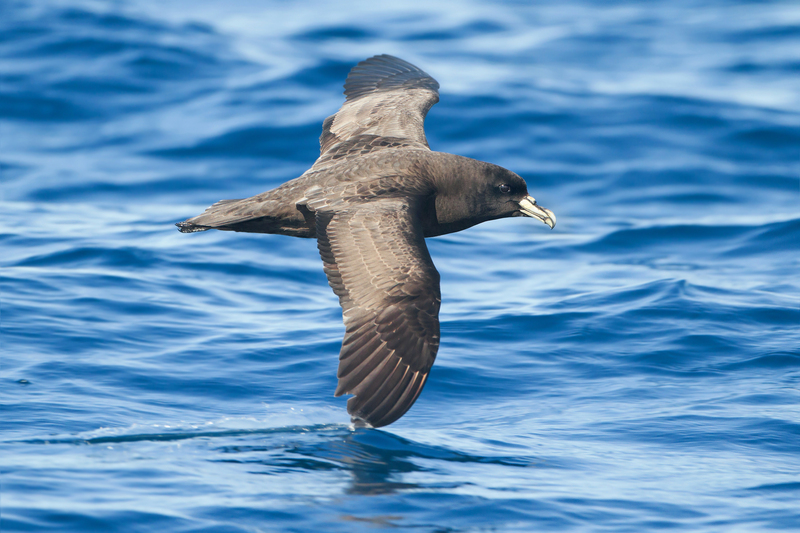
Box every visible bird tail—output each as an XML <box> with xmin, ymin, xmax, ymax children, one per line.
<box><xmin>175</xmin><ymin>199</ymin><xmax>243</xmax><ymax>233</ymax></box>
<box><xmin>175</xmin><ymin>221</ymin><xmax>209</xmax><ymax>233</ymax></box>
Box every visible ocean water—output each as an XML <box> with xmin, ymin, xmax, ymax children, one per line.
<box><xmin>2</xmin><ymin>0</ymin><xmax>799</xmax><ymax>531</ymax></box>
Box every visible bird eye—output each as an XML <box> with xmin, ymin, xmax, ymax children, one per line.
<box><xmin>499</xmin><ymin>184</ymin><xmax>511</xmax><ymax>194</ymax></box>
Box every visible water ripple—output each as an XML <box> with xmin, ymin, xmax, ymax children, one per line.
<box><xmin>3</xmin><ymin>0</ymin><xmax>799</xmax><ymax>531</ymax></box>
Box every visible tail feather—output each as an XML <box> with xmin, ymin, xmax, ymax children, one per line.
<box><xmin>176</xmin><ymin>199</ymin><xmax>245</xmax><ymax>233</ymax></box>
<box><xmin>175</xmin><ymin>221</ymin><xmax>211</xmax><ymax>233</ymax></box>
<box><xmin>175</xmin><ymin>196</ymin><xmax>315</xmax><ymax>237</ymax></box>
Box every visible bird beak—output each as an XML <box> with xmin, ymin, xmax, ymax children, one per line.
<box><xmin>518</xmin><ymin>196</ymin><xmax>556</xmax><ymax>229</ymax></box>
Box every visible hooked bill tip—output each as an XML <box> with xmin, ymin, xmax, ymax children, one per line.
<box><xmin>518</xmin><ymin>196</ymin><xmax>556</xmax><ymax>229</ymax></box>
<box><xmin>543</xmin><ymin>208</ymin><xmax>556</xmax><ymax>229</ymax></box>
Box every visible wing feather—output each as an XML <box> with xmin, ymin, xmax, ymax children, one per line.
<box><xmin>316</xmin><ymin>198</ymin><xmax>441</xmax><ymax>427</ymax></box>
<box><xmin>313</xmin><ymin>55</ymin><xmax>440</xmax><ymax>170</ymax></box>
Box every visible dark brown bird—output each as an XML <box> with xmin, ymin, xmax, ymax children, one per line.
<box><xmin>177</xmin><ymin>55</ymin><xmax>556</xmax><ymax>428</ymax></box>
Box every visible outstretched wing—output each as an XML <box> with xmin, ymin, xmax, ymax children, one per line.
<box><xmin>315</xmin><ymin>198</ymin><xmax>441</xmax><ymax>427</ymax></box>
<box><xmin>313</xmin><ymin>55</ymin><xmax>440</xmax><ymax>170</ymax></box>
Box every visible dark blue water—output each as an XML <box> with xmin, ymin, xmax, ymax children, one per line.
<box><xmin>3</xmin><ymin>0</ymin><xmax>799</xmax><ymax>531</ymax></box>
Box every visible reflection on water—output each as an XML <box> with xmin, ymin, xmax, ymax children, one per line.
<box><xmin>302</xmin><ymin>430</ymin><xmax>427</xmax><ymax>495</ymax></box>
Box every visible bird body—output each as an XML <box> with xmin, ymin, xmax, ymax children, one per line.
<box><xmin>178</xmin><ymin>55</ymin><xmax>555</xmax><ymax>427</ymax></box>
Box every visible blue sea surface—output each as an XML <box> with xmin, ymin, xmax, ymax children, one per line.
<box><xmin>2</xmin><ymin>0</ymin><xmax>799</xmax><ymax>531</ymax></box>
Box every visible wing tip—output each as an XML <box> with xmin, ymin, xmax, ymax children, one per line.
<box><xmin>343</xmin><ymin>368</ymin><xmax>429</xmax><ymax>428</ymax></box>
<box><xmin>343</xmin><ymin>54</ymin><xmax>440</xmax><ymax>102</ymax></box>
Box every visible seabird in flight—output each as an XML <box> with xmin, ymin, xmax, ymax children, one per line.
<box><xmin>177</xmin><ymin>54</ymin><xmax>555</xmax><ymax>428</ymax></box>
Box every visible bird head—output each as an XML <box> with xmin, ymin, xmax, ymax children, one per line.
<box><xmin>431</xmin><ymin>156</ymin><xmax>556</xmax><ymax>234</ymax></box>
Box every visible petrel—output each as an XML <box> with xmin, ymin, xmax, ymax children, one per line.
<box><xmin>177</xmin><ymin>55</ymin><xmax>556</xmax><ymax>428</ymax></box>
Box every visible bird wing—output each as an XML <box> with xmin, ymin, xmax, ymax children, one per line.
<box><xmin>314</xmin><ymin>197</ymin><xmax>441</xmax><ymax>427</ymax></box>
<box><xmin>312</xmin><ymin>55</ymin><xmax>440</xmax><ymax>170</ymax></box>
